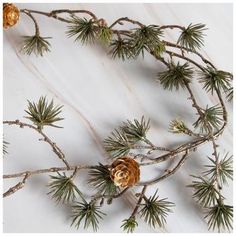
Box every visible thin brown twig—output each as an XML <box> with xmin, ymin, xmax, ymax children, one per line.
<box><xmin>130</xmin><ymin>185</ymin><xmax>147</xmax><ymax>217</ymax></box>
<box><xmin>3</xmin><ymin>120</ymin><xmax>70</xmax><ymax>169</ymax></box>
<box><xmin>109</xmin><ymin>17</ymin><xmax>144</xmax><ymax>28</ymax></box>
<box><xmin>3</xmin><ymin>165</ymin><xmax>94</xmax><ymax>179</ymax></box>
<box><xmin>3</xmin><ymin>172</ymin><xmax>30</xmax><ymax>198</ymax></box>
<box><xmin>137</xmin><ymin>151</ymin><xmax>189</xmax><ymax>186</ymax></box>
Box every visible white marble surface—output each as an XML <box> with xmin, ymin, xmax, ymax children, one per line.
<box><xmin>3</xmin><ymin>3</ymin><xmax>233</xmax><ymax>233</ymax></box>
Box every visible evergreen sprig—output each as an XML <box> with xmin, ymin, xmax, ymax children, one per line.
<box><xmin>188</xmin><ymin>176</ymin><xmax>220</xmax><ymax>207</ymax></box>
<box><xmin>198</xmin><ymin>67</ymin><xmax>232</xmax><ymax>94</ymax></box>
<box><xmin>109</xmin><ymin>38</ymin><xmax>134</xmax><ymax>60</ymax></box>
<box><xmin>204</xmin><ymin>153</ymin><xmax>233</xmax><ymax>185</ymax></box>
<box><xmin>67</xmin><ymin>16</ymin><xmax>97</xmax><ymax>44</ymax></box>
<box><xmin>48</xmin><ymin>172</ymin><xmax>83</xmax><ymax>204</ymax></box>
<box><xmin>88</xmin><ymin>163</ymin><xmax>118</xmax><ymax>195</ymax></box>
<box><xmin>226</xmin><ymin>86</ymin><xmax>233</xmax><ymax>102</ymax></box>
<box><xmin>121</xmin><ymin>217</ymin><xmax>138</xmax><ymax>233</ymax></box>
<box><xmin>21</xmin><ymin>35</ymin><xmax>51</xmax><ymax>56</ymax></box>
<box><xmin>169</xmin><ymin>119</ymin><xmax>189</xmax><ymax>134</ymax></box>
<box><xmin>104</xmin><ymin>117</ymin><xmax>150</xmax><ymax>157</ymax></box>
<box><xmin>71</xmin><ymin>200</ymin><xmax>106</xmax><ymax>232</ymax></box>
<box><xmin>131</xmin><ymin>25</ymin><xmax>164</xmax><ymax>56</ymax></box>
<box><xmin>139</xmin><ymin>191</ymin><xmax>174</xmax><ymax>228</ymax></box>
<box><xmin>104</xmin><ymin>129</ymin><xmax>131</xmax><ymax>158</ymax></box>
<box><xmin>177</xmin><ymin>23</ymin><xmax>206</xmax><ymax>51</ymax></box>
<box><xmin>25</xmin><ymin>96</ymin><xmax>64</xmax><ymax>129</ymax></box>
<box><xmin>193</xmin><ymin>105</ymin><xmax>223</xmax><ymax>132</ymax></box>
<box><xmin>121</xmin><ymin>116</ymin><xmax>150</xmax><ymax>143</ymax></box>
<box><xmin>205</xmin><ymin>201</ymin><xmax>233</xmax><ymax>232</ymax></box>
<box><xmin>158</xmin><ymin>62</ymin><xmax>193</xmax><ymax>90</ymax></box>
<box><xmin>98</xmin><ymin>26</ymin><xmax>112</xmax><ymax>45</ymax></box>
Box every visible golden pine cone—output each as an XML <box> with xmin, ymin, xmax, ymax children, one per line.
<box><xmin>3</xmin><ymin>3</ymin><xmax>20</xmax><ymax>29</ymax></box>
<box><xmin>110</xmin><ymin>157</ymin><xmax>140</xmax><ymax>188</ymax></box>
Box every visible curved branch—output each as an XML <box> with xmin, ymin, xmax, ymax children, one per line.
<box><xmin>3</xmin><ymin>120</ymin><xmax>70</xmax><ymax>169</ymax></box>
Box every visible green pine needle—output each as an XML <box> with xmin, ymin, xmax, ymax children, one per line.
<box><xmin>25</xmin><ymin>96</ymin><xmax>64</xmax><ymax>129</ymax></box>
<box><xmin>121</xmin><ymin>116</ymin><xmax>150</xmax><ymax>143</ymax></box>
<box><xmin>193</xmin><ymin>105</ymin><xmax>223</xmax><ymax>133</ymax></box>
<box><xmin>139</xmin><ymin>191</ymin><xmax>174</xmax><ymax>228</ymax></box>
<box><xmin>187</xmin><ymin>176</ymin><xmax>221</xmax><ymax>207</ymax></box>
<box><xmin>21</xmin><ymin>35</ymin><xmax>51</xmax><ymax>56</ymax></box>
<box><xmin>109</xmin><ymin>38</ymin><xmax>134</xmax><ymax>60</ymax></box>
<box><xmin>169</xmin><ymin>119</ymin><xmax>188</xmax><ymax>134</ymax></box>
<box><xmin>71</xmin><ymin>201</ymin><xmax>106</xmax><ymax>232</ymax></box>
<box><xmin>104</xmin><ymin>116</ymin><xmax>150</xmax><ymax>157</ymax></box>
<box><xmin>98</xmin><ymin>26</ymin><xmax>113</xmax><ymax>45</ymax></box>
<box><xmin>121</xmin><ymin>217</ymin><xmax>138</xmax><ymax>233</ymax></box>
<box><xmin>226</xmin><ymin>86</ymin><xmax>233</xmax><ymax>102</ymax></box>
<box><xmin>177</xmin><ymin>23</ymin><xmax>206</xmax><ymax>51</ymax></box>
<box><xmin>104</xmin><ymin>129</ymin><xmax>131</xmax><ymax>158</ymax></box>
<box><xmin>67</xmin><ymin>16</ymin><xmax>97</xmax><ymax>44</ymax></box>
<box><xmin>131</xmin><ymin>25</ymin><xmax>164</xmax><ymax>57</ymax></box>
<box><xmin>203</xmin><ymin>153</ymin><xmax>233</xmax><ymax>185</ymax></box>
<box><xmin>88</xmin><ymin>163</ymin><xmax>118</xmax><ymax>195</ymax></box>
<box><xmin>205</xmin><ymin>201</ymin><xmax>233</xmax><ymax>232</ymax></box>
<box><xmin>158</xmin><ymin>62</ymin><xmax>193</xmax><ymax>90</ymax></box>
<box><xmin>47</xmin><ymin>172</ymin><xmax>83</xmax><ymax>204</ymax></box>
<box><xmin>198</xmin><ymin>67</ymin><xmax>232</xmax><ymax>94</ymax></box>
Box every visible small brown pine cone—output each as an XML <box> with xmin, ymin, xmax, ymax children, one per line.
<box><xmin>110</xmin><ymin>157</ymin><xmax>140</xmax><ymax>188</ymax></box>
<box><xmin>3</xmin><ymin>3</ymin><xmax>20</xmax><ymax>29</ymax></box>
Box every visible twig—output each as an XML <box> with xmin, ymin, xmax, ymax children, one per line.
<box><xmin>159</xmin><ymin>24</ymin><xmax>185</xmax><ymax>30</ymax></box>
<box><xmin>109</xmin><ymin>17</ymin><xmax>144</xmax><ymax>28</ymax></box>
<box><xmin>20</xmin><ymin>10</ymin><xmax>40</xmax><ymax>36</ymax></box>
<box><xmin>137</xmin><ymin>151</ymin><xmax>189</xmax><ymax>186</ymax></box>
<box><xmin>3</xmin><ymin>165</ymin><xmax>94</xmax><ymax>179</ymax></box>
<box><xmin>130</xmin><ymin>185</ymin><xmax>147</xmax><ymax>217</ymax></box>
<box><xmin>163</xmin><ymin>40</ymin><xmax>216</xmax><ymax>69</ymax></box>
<box><xmin>3</xmin><ymin>172</ymin><xmax>30</xmax><ymax>198</ymax></box>
<box><xmin>3</xmin><ymin>120</ymin><xmax>70</xmax><ymax>169</ymax></box>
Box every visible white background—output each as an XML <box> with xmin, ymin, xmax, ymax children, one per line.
<box><xmin>3</xmin><ymin>3</ymin><xmax>233</xmax><ymax>233</ymax></box>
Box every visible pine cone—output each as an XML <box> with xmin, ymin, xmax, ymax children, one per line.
<box><xmin>3</xmin><ymin>3</ymin><xmax>20</xmax><ymax>29</ymax></box>
<box><xmin>110</xmin><ymin>157</ymin><xmax>140</xmax><ymax>188</ymax></box>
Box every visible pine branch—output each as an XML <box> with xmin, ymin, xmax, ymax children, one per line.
<box><xmin>104</xmin><ymin>129</ymin><xmax>131</xmax><ymax>158</ymax></box>
<box><xmin>226</xmin><ymin>86</ymin><xmax>233</xmax><ymax>102</ymax></box>
<box><xmin>21</xmin><ymin>35</ymin><xmax>51</xmax><ymax>56</ymax></box>
<box><xmin>121</xmin><ymin>217</ymin><xmax>138</xmax><ymax>233</ymax></box>
<box><xmin>198</xmin><ymin>66</ymin><xmax>231</xmax><ymax>94</ymax></box>
<box><xmin>25</xmin><ymin>96</ymin><xmax>64</xmax><ymax>129</ymax></box>
<box><xmin>131</xmin><ymin>25</ymin><xmax>164</xmax><ymax>57</ymax></box>
<box><xmin>98</xmin><ymin>26</ymin><xmax>112</xmax><ymax>45</ymax></box>
<box><xmin>109</xmin><ymin>38</ymin><xmax>134</xmax><ymax>60</ymax></box>
<box><xmin>169</xmin><ymin>119</ymin><xmax>189</xmax><ymax>134</ymax></box>
<box><xmin>71</xmin><ymin>200</ymin><xmax>106</xmax><ymax>232</ymax></box>
<box><xmin>67</xmin><ymin>16</ymin><xmax>97</xmax><ymax>44</ymax></box>
<box><xmin>120</xmin><ymin>116</ymin><xmax>150</xmax><ymax>143</ymax></box>
<box><xmin>203</xmin><ymin>153</ymin><xmax>233</xmax><ymax>185</ymax></box>
<box><xmin>205</xmin><ymin>201</ymin><xmax>233</xmax><ymax>232</ymax></box>
<box><xmin>188</xmin><ymin>176</ymin><xmax>221</xmax><ymax>207</ymax></box>
<box><xmin>177</xmin><ymin>23</ymin><xmax>206</xmax><ymax>51</ymax></box>
<box><xmin>193</xmin><ymin>105</ymin><xmax>223</xmax><ymax>133</ymax></box>
<box><xmin>88</xmin><ymin>163</ymin><xmax>118</xmax><ymax>195</ymax></box>
<box><xmin>139</xmin><ymin>191</ymin><xmax>174</xmax><ymax>228</ymax></box>
<box><xmin>47</xmin><ymin>171</ymin><xmax>83</xmax><ymax>204</ymax></box>
<box><xmin>158</xmin><ymin>62</ymin><xmax>193</xmax><ymax>90</ymax></box>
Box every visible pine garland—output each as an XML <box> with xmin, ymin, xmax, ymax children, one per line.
<box><xmin>3</xmin><ymin>3</ymin><xmax>233</xmax><ymax>233</ymax></box>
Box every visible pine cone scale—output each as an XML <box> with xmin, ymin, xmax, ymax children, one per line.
<box><xmin>110</xmin><ymin>157</ymin><xmax>140</xmax><ymax>188</ymax></box>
